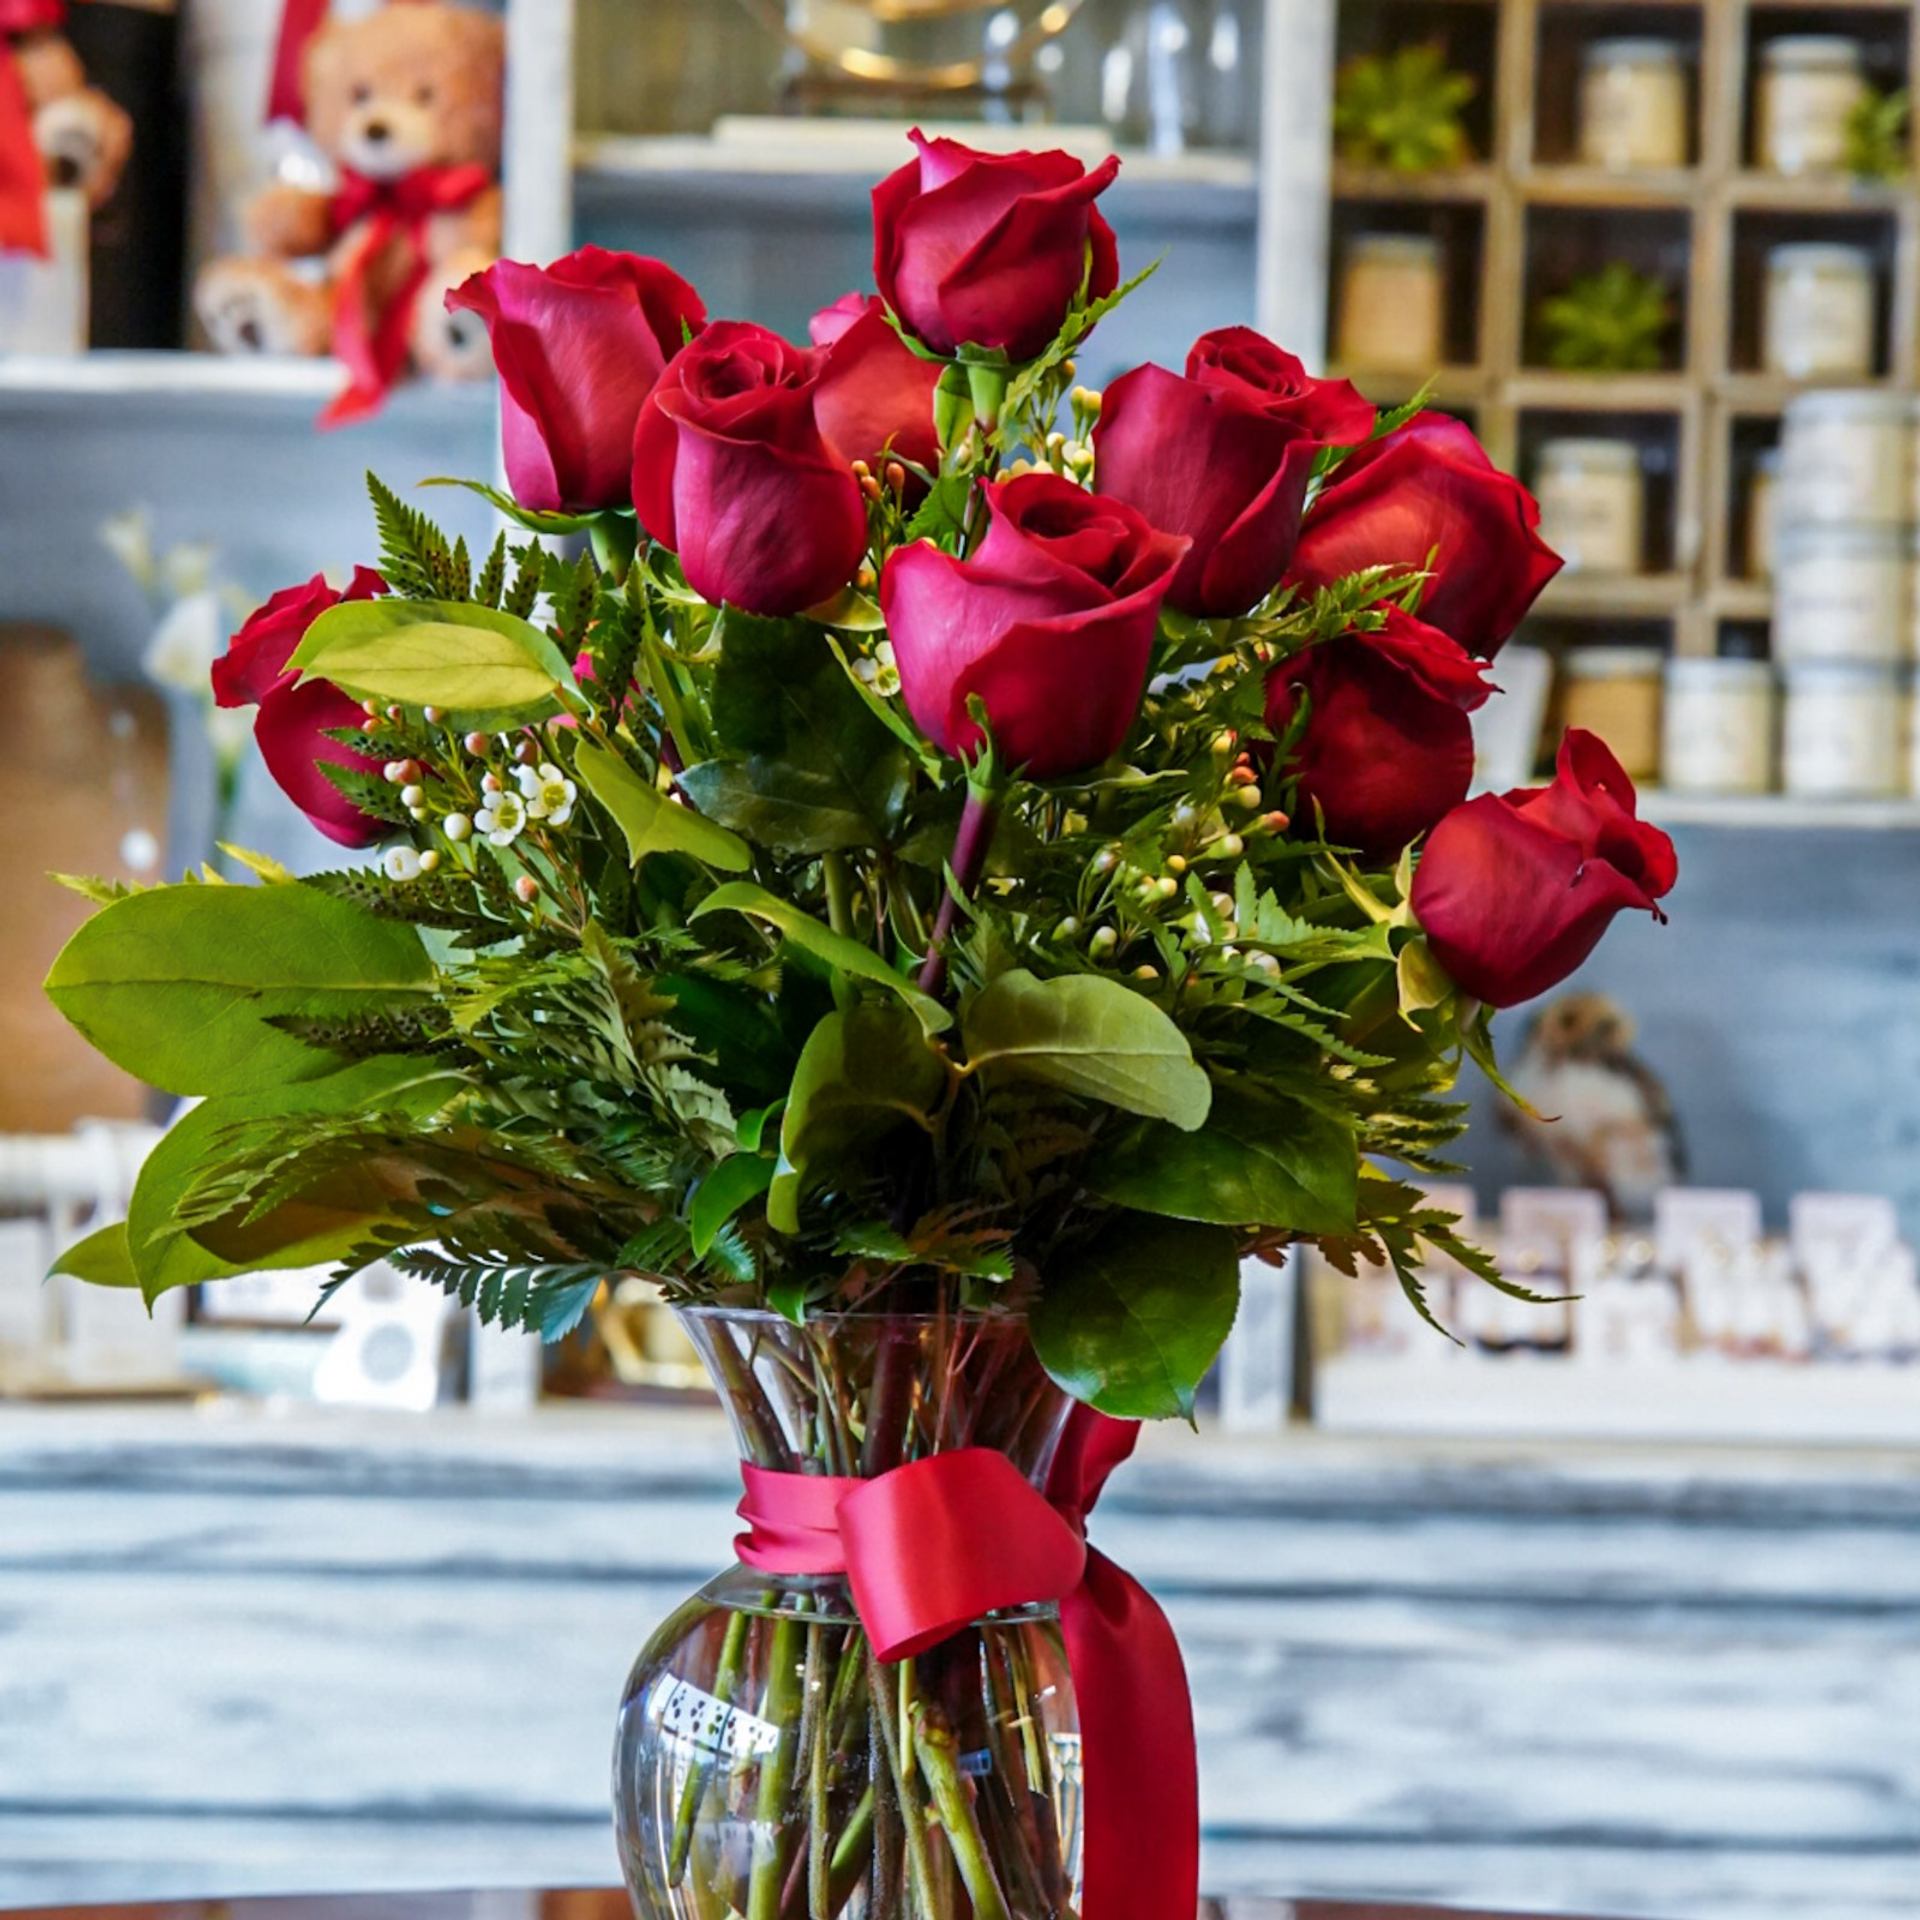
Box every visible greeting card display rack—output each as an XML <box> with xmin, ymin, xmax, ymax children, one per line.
<box><xmin>1327</xmin><ymin>0</ymin><xmax>1920</xmax><ymax>662</ymax></box>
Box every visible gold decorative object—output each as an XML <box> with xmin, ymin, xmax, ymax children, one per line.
<box><xmin>738</xmin><ymin>0</ymin><xmax>1085</xmax><ymax>101</ymax></box>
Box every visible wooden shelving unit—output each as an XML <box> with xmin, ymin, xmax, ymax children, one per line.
<box><xmin>1326</xmin><ymin>0</ymin><xmax>1920</xmax><ymax>660</ymax></box>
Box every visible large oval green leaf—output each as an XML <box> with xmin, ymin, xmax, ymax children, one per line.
<box><xmin>692</xmin><ymin>882</ymin><xmax>951</xmax><ymax>1035</ymax></box>
<box><xmin>1092</xmin><ymin>1086</ymin><xmax>1358</xmax><ymax>1235</ymax></box>
<box><xmin>1032</xmin><ymin>1214</ymin><xmax>1241</xmax><ymax>1421</ymax></box>
<box><xmin>125</xmin><ymin>1056</ymin><xmax>466</xmax><ymax>1303</ymax></box>
<box><xmin>767</xmin><ymin>1005</ymin><xmax>945</xmax><ymax>1235</ymax></box>
<box><xmin>961</xmin><ymin>970</ymin><xmax>1211</xmax><ymax>1129</ymax></box>
<box><xmin>573</xmin><ymin>741</ymin><xmax>751</xmax><ymax>873</ymax></box>
<box><xmin>291</xmin><ymin>597</ymin><xmax>574</xmax><ymax>726</ymax></box>
<box><xmin>44</xmin><ymin>883</ymin><xmax>435</xmax><ymax>1096</ymax></box>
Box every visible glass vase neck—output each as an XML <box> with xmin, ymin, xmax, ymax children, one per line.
<box><xmin>676</xmin><ymin>1306</ymin><xmax>1072</xmax><ymax>1489</ymax></box>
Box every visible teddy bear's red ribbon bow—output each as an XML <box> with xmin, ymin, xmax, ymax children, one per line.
<box><xmin>735</xmin><ymin>1405</ymin><xmax>1200</xmax><ymax>1920</ymax></box>
<box><xmin>320</xmin><ymin>161</ymin><xmax>491</xmax><ymax>427</ymax></box>
<box><xmin>0</xmin><ymin>0</ymin><xmax>64</xmax><ymax>256</ymax></box>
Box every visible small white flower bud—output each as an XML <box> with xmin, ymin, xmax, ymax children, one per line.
<box><xmin>422</xmin><ymin>707</ymin><xmax>442</xmax><ymax>725</ymax></box>
<box><xmin>1089</xmin><ymin>926</ymin><xmax>1117</xmax><ymax>957</ymax></box>
<box><xmin>382</xmin><ymin>760</ymin><xmax>407</xmax><ymax>784</ymax></box>
<box><xmin>400</xmin><ymin>784</ymin><xmax>425</xmax><ymax>809</ymax></box>
<box><xmin>1216</xmin><ymin>832</ymin><xmax>1245</xmax><ymax>859</ymax></box>
<box><xmin>444</xmin><ymin>813</ymin><xmax>472</xmax><ymax>843</ymax></box>
<box><xmin>418</xmin><ymin>850</ymin><xmax>441</xmax><ymax>873</ymax></box>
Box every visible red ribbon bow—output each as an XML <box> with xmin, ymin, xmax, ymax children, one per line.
<box><xmin>0</xmin><ymin>0</ymin><xmax>64</xmax><ymax>257</ymax></box>
<box><xmin>736</xmin><ymin>1405</ymin><xmax>1200</xmax><ymax>1920</ymax></box>
<box><xmin>319</xmin><ymin>162</ymin><xmax>491</xmax><ymax>428</ymax></box>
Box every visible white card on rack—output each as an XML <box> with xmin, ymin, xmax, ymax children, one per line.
<box><xmin>1654</xmin><ymin>1189</ymin><xmax>1763</xmax><ymax>1270</ymax></box>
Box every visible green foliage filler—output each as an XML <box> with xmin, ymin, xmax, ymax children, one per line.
<box><xmin>1846</xmin><ymin>88</ymin><xmax>1911</xmax><ymax>181</ymax></box>
<box><xmin>1536</xmin><ymin>262</ymin><xmax>1676</xmax><ymax>373</ymax></box>
<box><xmin>1333</xmin><ymin>42</ymin><xmax>1477</xmax><ymax>173</ymax></box>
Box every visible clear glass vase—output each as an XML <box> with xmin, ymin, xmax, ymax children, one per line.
<box><xmin>613</xmin><ymin>1307</ymin><xmax>1084</xmax><ymax>1920</ymax></box>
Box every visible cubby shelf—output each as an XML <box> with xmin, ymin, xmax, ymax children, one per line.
<box><xmin>1326</xmin><ymin>0</ymin><xmax>1920</xmax><ymax>661</ymax></box>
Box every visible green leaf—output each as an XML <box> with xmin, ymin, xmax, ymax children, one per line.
<box><xmin>49</xmin><ymin>1220</ymin><xmax>138</xmax><ymax>1289</ymax></box>
<box><xmin>679</xmin><ymin>759</ymin><xmax>897</xmax><ymax>857</ymax></box>
<box><xmin>961</xmin><ymin>969</ymin><xmax>1210</xmax><ymax>1129</ymax></box>
<box><xmin>1032</xmin><ymin>1214</ymin><xmax>1240</xmax><ymax>1421</ymax></box>
<box><xmin>1395</xmin><ymin>933</ymin><xmax>1456</xmax><ymax>1019</ymax></box>
<box><xmin>125</xmin><ymin>1056</ymin><xmax>464</xmax><ymax>1303</ymax></box>
<box><xmin>696</xmin><ymin>611</ymin><xmax>909</xmax><ymax>851</ymax></box>
<box><xmin>903</xmin><ymin>472</ymin><xmax>973</xmax><ymax>548</ymax></box>
<box><xmin>45</xmin><ymin>883</ymin><xmax>436</xmax><ymax>1096</ymax></box>
<box><xmin>767</xmin><ymin>1005</ymin><xmax>945</xmax><ymax>1234</ymax></box>
<box><xmin>693</xmin><ymin>882</ymin><xmax>952</xmax><ymax>1034</ymax></box>
<box><xmin>420</xmin><ymin>475</ymin><xmax>600</xmax><ymax>536</ymax></box>
<box><xmin>1092</xmin><ymin>1086</ymin><xmax>1358</xmax><ymax>1235</ymax></box>
<box><xmin>689</xmin><ymin>1153</ymin><xmax>776</xmax><ymax>1257</ymax></box>
<box><xmin>291</xmin><ymin>598</ymin><xmax>576</xmax><ymax>728</ymax></box>
<box><xmin>573</xmin><ymin>739</ymin><xmax>751</xmax><ymax>873</ymax></box>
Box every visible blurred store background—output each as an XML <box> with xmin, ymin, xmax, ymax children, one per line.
<box><xmin>2</xmin><ymin>3</ymin><xmax>1918</xmax><ymax>1919</ymax></box>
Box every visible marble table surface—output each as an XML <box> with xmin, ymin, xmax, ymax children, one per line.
<box><xmin>0</xmin><ymin>1890</ymin><xmax>1615</xmax><ymax>1920</ymax></box>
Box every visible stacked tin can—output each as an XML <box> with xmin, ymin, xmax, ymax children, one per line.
<box><xmin>1770</xmin><ymin>390</ymin><xmax>1914</xmax><ymax>799</ymax></box>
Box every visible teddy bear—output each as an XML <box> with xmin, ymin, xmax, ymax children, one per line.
<box><xmin>194</xmin><ymin>0</ymin><xmax>503</xmax><ymax>421</ymax></box>
<box><xmin>1</xmin><ymin>0</ymin><xmax>133</xmax><ymax>251</ymax></box>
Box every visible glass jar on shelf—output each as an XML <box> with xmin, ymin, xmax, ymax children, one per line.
<box><xmin>1747</xmin><ymin>447</ymin><xmax>1781</xmax><ymax>580</ymax></box>
<box><xmin>1662</xmin><ymin>657</ymin><xmax>1777</xmax><ymax>795</ymax></box>
<box><xmin>1580</xmin><ymin>38</ymin><xmax>1689</xmax><ymax>172</ymax></box>
<box><xmin>1534</xmin><ymin>437</ymin><xmax>1647</xmax><ymax>576</ymax></box>
<box><xmin>1779</xmin><ymin>388</ymin><xmax>1914</xmax><ymax>526</ymax></box>
<box><xmin>1561</xmin><ymin>646</ymin><xmax>1665</xmax><ymax>783</ymax></box>
<box><xmin>1335</xmin><ymin>232</ymin><xmax>1445</xmax><ymax>372</ymax></box>
<box><xmin>1781</xmin><ymin>661</ymin><xmax>1904</xmax><ymax>798</ymax></box>
<box><xmin>1755</xmin><ymin>36</ymin><xmax>1867</xmax><ymax>176</ymax></box>
<box><xmin>1763</xmin><ymin>243</ymin><xmax>1876</xmax><ymax>380</ymax></box>
<box><xmin>1773</xmin><ymin>523</ymin><xmax>1910</xmax><ymax>666</ymax></box>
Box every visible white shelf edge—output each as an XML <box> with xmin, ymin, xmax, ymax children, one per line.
<box><xmin>572</xmin><ymin>129</ymin><xmax>1258</xmax><ymax>196</ymax></box>
<box><xmin>0</xmin><ymin>349</ymin><xmax>495</xmax><ymax>413</ymax></box>
<box><xmin>1317</xmin><ymin>1353</ymin><xmax>1920</xmax><ymax>1448</ymax></box>
<box><xmin>1639</xmin><ymin>791</ymin><xmax>1920</xmax><ymax>831</ymax></box>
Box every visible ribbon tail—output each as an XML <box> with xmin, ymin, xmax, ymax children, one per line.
<box><xmin>1062</xmin><ymin>1546</ymin><xmax>1199</xmax><ymax>1920</ymax></box>
<box><xmin>321</xmin><ymin>220</ymin><xmax>425</xmax><ymax>429</ymax></box>
<box><xmin>0</xmin><ymin>48</ymin><xmax>47</xmax><ymax>257</ymax></box>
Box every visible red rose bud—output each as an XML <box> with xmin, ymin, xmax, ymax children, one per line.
<box><xmin>1288</xmin><ymin>414</ymin><xmax>1563</xmax><ymax>658</ymax></box>
<box><xmin>1265</xmin><ymin>607</ymin><xmax>1494</xmax><ymax>859</ymax></box>
<box><xmin>1094</xmin><ymin>346</ymin><xmax>1321</xmax><ymax>618</ymax></box>
<box><xmin>447</xmin><ymin>247</ymin><xmax>706</xmax><ymax>514</ymax></box>
<box><xmin>879</xmin><ymin>471</ymin><xmax>1187</xmax><ymax>777</ymax></box>
<box><xmin>1411</xmin><ymin>730</ymin><xmax>1678</xmax><ymax>1008</ymax></box>
<box><xmin>809</xmin><ymin>291</ymin><xmax>942</xmax><ymax>482</ymax></box>
<box><xmin>872</xmin><ymin>129</ymin><xmax>1120</xmax><ymax>362</ymax></box>
<box><xmin>211</xmin><ymin>568</ymin><xmax>390</xmax><ymax>848</ymax></box>
<box><xmin>1186</xmin><ymin>326</ymin><xmax>1376</xmax><ymax>447</ymax></box>
<box><xmin>632</xmin><ymin>320</ymin><xmax>868</xmax><ymax>617</ymax></box>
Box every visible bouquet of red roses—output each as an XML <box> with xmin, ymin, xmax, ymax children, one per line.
<box><xmin>44</xmin><ymin>132</ymin><xmax>1676</xmax><ymax>1920</ymax></box>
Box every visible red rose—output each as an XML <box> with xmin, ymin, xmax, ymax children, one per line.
<box><xmin>879</xmin><ymin>472</ymin><xmax>1187</xmax><ymax>777</ymax></box>
<box><xmin>632</xmin><ymin>320</ymin><xmax>868</xmax><ymax>617</ymax></box>
<box><xmin>809</xmin><ymin>291</ymin><xmax>941</xmax><ymax>480</ymax></box>
<box><xmin>1287</xmin><ymin>415</ymin><xmax>1562</xmax><ymax>657</ymax></box>
<box><xmin>1187</xmin><ymin>326</ymin><xmax>1376</xmax><ymax>446</ymax></box>
<box><xmin>211</xmin><ymin>569</ymin><xmax>390</xmax><ymax>848</ymax></box>
<box><xmin>872</xmin><ymin>129</ymin><xmax>1120</xmax><ymax>362</ymax></box>
<box><xmin>447</xmin><ymin>247</ymin><xmax>706</xmax><ymax>513</ymax></box>
<box><xmin>1265</xmin><ymin>607</ymin><xmax>1495</xmax><ymax>858</ymax></box>
<box><xmin>1411</xmin><ymin>730</ymin><xmax>1678</xmax><ymax>1008</ymax></box>
<box><xmin>1093</xmin><ymin>349</ymin><xmax>1321</xmax><ymax>618</ymax></box>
